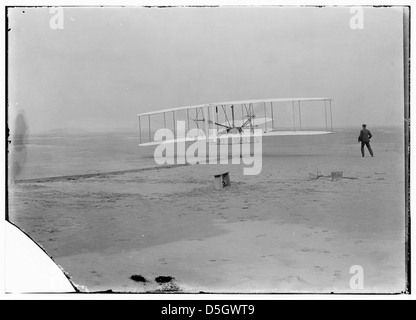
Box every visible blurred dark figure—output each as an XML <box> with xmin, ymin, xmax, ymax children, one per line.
<box><xmin>9</xmin><ymin>110</ymin><xmax>28</xmax><ymax>183</ymax></box>
<box><xmin>358</xmin><ymin>124</ymin><xmax>373</xmax><ymax>157</ymax></box>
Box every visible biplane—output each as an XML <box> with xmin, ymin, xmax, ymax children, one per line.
<box><xmin>137</xmin><ymin>98</ymin><xmax>333</xmax><ymax>147</ymax></box>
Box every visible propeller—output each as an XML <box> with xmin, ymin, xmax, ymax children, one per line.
<box><xmin>194</xmin><ymin>111</ymin><xmax>256</xmax><ymax>133</ymax></box>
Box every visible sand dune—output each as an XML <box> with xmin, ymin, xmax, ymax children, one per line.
<box><xmin>8</xmin><ymin>127</ymin><xmax>406</xmax><ymax>293</ymax></box>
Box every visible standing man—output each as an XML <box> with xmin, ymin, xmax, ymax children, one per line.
<box><xmin>358</xmin><ymin>124</ymin><xmax>374</xmax><ymax>157</ymax></box>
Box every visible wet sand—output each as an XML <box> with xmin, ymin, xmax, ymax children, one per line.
<box><xmin>8</xmin><ymin>127</ymin><xmax>406</xmax><ymax>293</ymax></box>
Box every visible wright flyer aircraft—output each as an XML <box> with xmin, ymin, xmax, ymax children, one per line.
<box><xmin>137</xmin><ymin>98</ymin><xmax>334</xmax><ymax>147</ymax></box>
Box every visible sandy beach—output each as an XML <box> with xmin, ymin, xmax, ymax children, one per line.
<box><xmin>8</xmin><ymin>126</ymin><xmax>406</xmax><ymax>293</ymax></box>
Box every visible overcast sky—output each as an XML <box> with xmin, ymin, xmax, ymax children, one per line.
<box><xmin>8</xmin><ymin>7</ymin><xmax>405</xmax><ymax>133</ymax></box>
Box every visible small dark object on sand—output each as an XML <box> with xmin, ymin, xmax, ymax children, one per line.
<box><xmin>130</xmin><ymin>274</ymin><xmax>148</xmax><ymax>283</ymax></box>
<box><xmin>155</xmin><ymin>276</ymin><xmax>174</xmax><ymax>284</ymax></box>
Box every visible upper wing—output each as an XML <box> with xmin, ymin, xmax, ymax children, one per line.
<box><xmin>137</xmin><ymin>104</ymin><xmax>205</xmax><ymax>117</ymax></box>
<box><xmin>137</xmin><ymin>98</ymin><xmax>332</xmax><ymax>117</ymax></box>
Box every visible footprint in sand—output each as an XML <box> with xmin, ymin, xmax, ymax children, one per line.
<box><xmin>314</xmin><ymin>266</ymin><xmax>327</xmax><ymax>272</ymax></box>
<box><xmin>275</xmin><ymin>275</ymin><xmax>311</xmax><ymax>287</ymax></box>
<box><xmin>354</xmin><ymin>240</ymin><xmax>363</xmax><ymax>245</ymax></box>
<box><xmin>91</xmin><ymin>270</ymin><xmax>103</xmax><ymax>277</ymax></box>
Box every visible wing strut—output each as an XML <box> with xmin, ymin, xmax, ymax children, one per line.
<box><xmin>324</xmin><ymin>100</ymin><xmax>328</xmax><ymax>132</ymax></box>
<box><xmin>203</xmin><ymin>106</ymin><xmax>209</xmax><ymax>135</ymax></box>
<box><xmin>195</xmin><ymin>108</ymin><xmax>199</xmax><ymax>129</ymax></box>
<box><xmin>138</xmin><ymin>116</ymin><xmax>142</xmax><ymax>144</ymax></box>
<box><xmin>231</xmin><ymin>105</ymin><xmax>235</xmax><ymax>127</ymax></box>
<box><xmin>329</xmin><ymin>100</ymin><xmax>333</xmax><ymax>132</ymax></box>
<box><xmin>148</xmin><ymin>115</ymin><xmax>151</xmax><ymax>142</ymax></box>
<box><xmin>173</xmin><ymin>111</ymin><xmax>176</xmax><ymax>136</ymax></box>
<box><xmin>186</xmin><ymin>109</ymin><xmax>190</xmax><ymax>132</ymax></box>
<box><xmin>292</xmin><ymin>101</ymin><xmax>296</xmax><ymax>132</ymax></box>
<box><xmin>222</xmin><ymin>105</ymin><xmax>231</xmax><ymax>128</ymax></box>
